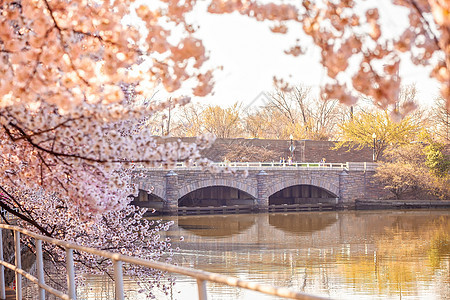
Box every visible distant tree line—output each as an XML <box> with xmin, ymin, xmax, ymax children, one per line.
<box><xmin>146</xmin><ymin>84</ymin><xmax>450</xmax><ymax>200</ymax></box>
<box><xmin>146</xmin><ymin>84</ymin><xmax>449</xmax><ymax>146</ymax></box>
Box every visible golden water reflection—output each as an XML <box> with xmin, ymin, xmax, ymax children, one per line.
<box><xmin>166</xmin><ymin>211</ymin><xmax>450</xmax><ymax>299</ymax></box>
<box><xmin>81</xmin><ymin>210</ymin><xmax>450</xmax><ymax>299</ymax></box>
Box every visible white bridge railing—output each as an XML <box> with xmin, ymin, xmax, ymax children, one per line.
<box><xmin>0</xmin><ymin>224</ymin><xmax>326</xmax><ymax>300</ymax></box>
<box><xmin>205</xmin><ymin>162</ymin><xmax>347</xmax><ymax>168</ymax></box>
<box><xmin>144</xmin><ymin>161</ymin><xmax>350</xmax><ymax>170</ymax></box>
<box><xmin>141</xmin><ymin>162</ymin><xmax>379</xmax><ymax>171</ymax></box>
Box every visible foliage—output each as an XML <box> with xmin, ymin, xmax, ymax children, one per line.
<box><xmin>202</xmin><ymin>103</ymin><xmax>243</xmax><ymax>138</ymax></box>
<box><xmin>173</xmin><ymin>102</ymin><xmax>243</xmax><ymax>138</ymax></box>
<box><xmin>430</xmin><ymin>97</ymin><xmax>450</xmax><ymax>143</ymax></box>
<box><xmin>207</xmin><ymin>0</ymin><xmax>450</xmax><ymax>108</ymax></box>
<box><xmin>375</xmin><ymin>143</ymin><xmax>450</xmax><ymax>199</ymax></box>
<box><xmin>11</xmin><ymin>188</ymin><xmax>175</xmax><ymax>292</ymax></box>
<box><xmin>174</xmin><ymin>103</ymin><xmax>205</xmax><ymax>137</ymax></box>
<box><xmin>173</xmin><ymin>86</ymin><xmax>348</xmax><ymax>140</ymax></box>
<box><xmin>424</xmin><ymin>143</ymin><xmax>450</xmax><ymax>177</ymax></box>
<box><xmin>336</xmin><ymin>110</ymin><xmax>419</xmax><ymax>160</ymax></box>
<box><xmin>0</xmin><ymin>100</ymin><xmax>216</xmax><ymax>290</ymax></box>
<box><xmin>374</xmin><ymin>144</ymin><xmax>428</xmax><ymax>199</ymax></box>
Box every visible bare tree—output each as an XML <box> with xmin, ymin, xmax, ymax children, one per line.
<box><xmin>172</xmin><ymin>103</ymin><xmax>205</xmax><ymax>137</ymax></box>
<box><xmin>431</xmin><ymin>97</ymin><xmax>450</xmax><ymax>144</ymax></box>
<box><xmin>266</xmin><ymin>86</ymin><xmax>343</xmax><ymax>140</ymax></box>
<box><xmin>203</xmin><ymin>103</ymin><xmax>243</xmax><ymax>138</ymax></box>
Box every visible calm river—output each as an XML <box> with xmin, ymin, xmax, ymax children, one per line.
<box><xmin>79</xmin><ymin>210</ymin><xmax>450</xmax><ymax>299</ymax></box>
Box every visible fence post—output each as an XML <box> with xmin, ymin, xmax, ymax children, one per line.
<box><xmin>197</xmin><ymin>279</ymin><xmax>207</xmax><ymax>300</ymax></box>
<box><xmin>0</xmin><ymin>228</ymin><xmax>5</xmax><ymax>300</ymax></box>
<box><xmin>113</xmin><ymin>260</ymin><xmax>124</xmax><ymax>300</ymax></box>
<box><xmin>66</xmin><ymin>248</ymin><xmax>76</xmax><ymax>299</ymax></box>
<box><xmin>14</xmin><ymin>231</ymin><xmax>22</xmax><ymax>300</ymax></box>
<box><xmin>36</xmin><ymin>239</ymin><xmax>45</xmax><ymax>300</ymax></box>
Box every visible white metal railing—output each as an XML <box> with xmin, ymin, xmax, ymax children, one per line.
<box><xmin>0</xmin><ymin>224</ymin><xmax>327</xmax><ymax>300</ymax></box>
<box><xmin>144</xmin><ymin>161</ymin><xmax>349</xmax><ymax>170</ymax></box>
<box><xmin>0</xmin><ymin>208</ymin><xmax>19</xmax><ymax>223</ymax></box>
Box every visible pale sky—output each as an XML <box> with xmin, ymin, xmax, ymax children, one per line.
<box><xmin>154</xmin><ymin>0</ymin><xmax>442</xmax><ymax>109</ymax></box>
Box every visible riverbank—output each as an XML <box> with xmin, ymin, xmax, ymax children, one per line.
<box><xmin>150</xmin><ymin>200</ymin><xmax>450</xmax><ymax>216</ymax></box>
<box><xmin>354</xmin><ymin>199</ymin><xmax>450</xmax><ymax>210</ymax></box>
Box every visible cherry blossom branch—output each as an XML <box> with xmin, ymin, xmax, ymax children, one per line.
<box><xmin>0</xmin><ymin>196</ymin><xmax>51</xmax><ymax>237</ymax></box>
<box><xmin>408</xmin><ymin>0</ymin><xmax>441</xmax><ymax>49</ymax></box>
<box><xmin>42</xmin><ymin>0</ymin><xmax>90</xmax><ymax>86</ymax></box>
<box><xmin>0</xmin><ymin>186</ymin><xmax>35</xmax><ymax>220</ymax></box>
<box><xmin>5</xmin><ymin>120</ymin><xmax>190</xmax><ymax>165</ymax></box>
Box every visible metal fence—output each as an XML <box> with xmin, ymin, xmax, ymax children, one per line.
<box><xmin>143</xmin><ymin>161</ymin><xmax>349</xmax><ymax>170</ymax></box>
<box><xmin>0</xmin><ymin>224</ymin><xmax>326</xmax><ymax>300</ymax></box>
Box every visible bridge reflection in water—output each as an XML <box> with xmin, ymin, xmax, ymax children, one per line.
<box><xmin>161</xmin><ymin>210</ymin><xmax>450</xmax><ymax>299</ymax></box>
<box><xmin>78</xmin><ymin>210</ymin><xmax>450</xmax><ymax>299</ymax></box>
<box><xmin>178</xmin><ymin>214</ymin><xmax>257</xmax><ymax>237</ymax></box>
<box><xmin>176</xmin><ymin>213</ymin><xmax>338</xmax><ymax>238</ymax></box>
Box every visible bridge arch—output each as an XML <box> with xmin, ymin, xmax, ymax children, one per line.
<box><xmin>178</xmin><ymin>179</ymin><xmax>258</xmax><ymax>201</ymax></box>
<box><xmin>137</xmin><ymin>181</ymin><xmax>165</xmax><ymax>200</ymax></box>
<box><xmin>266</xmin><ymin>177</ymin><xmax>339</xmax><ymax>200</ymax></box>
<box><xmin>130</xmin><ymin>189</ymin><xmax>165</xmax><ymax>213</ymax></box>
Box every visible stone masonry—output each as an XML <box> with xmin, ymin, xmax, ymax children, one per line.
<box><xmin>133</xmin><ymin>162</ymin><xmax>388</xmax><ymax>214</ymax></box>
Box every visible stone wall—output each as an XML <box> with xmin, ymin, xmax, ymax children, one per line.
<box><xmin>302</xmin><ymin>141</ymin><xmax>373</xmax><ymax>163</ymax></box>
<box><xmin>155</xmin><ymin>137</ymin><xmax>373</xmax><ymax>163</ymax></box>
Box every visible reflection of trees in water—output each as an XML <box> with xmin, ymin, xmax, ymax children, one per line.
<box><xmin>437</xmin><ymin>268</ymin><xmax>450</xmax><ymax>300</ymax></box>
<box><xmin>268</xmin><ymin>212</ymin><xmax>337</xmax><ymax>234</ymax></box>
<box><xmin>167</xmin><ymin>211</ymin><xmax>450</xmax><ymax>299</ymax></box>
<box><xmin>177</xmin><ymin>214</ymin><xmax>256</xmax><ymax>237</ymax></box>
<box><xmin>335</xmin><ymin>216</ymin><xmax>450</xmax><ymax>296</ymax></box>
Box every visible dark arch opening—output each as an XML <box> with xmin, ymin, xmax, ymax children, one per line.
<box><xmin>269</xmin><ymin>185</ymin><xmax>337</xmax><ymax>206</ymax></box>
<box><xmin>178</xmin><ymin>186</ymin><xmax>255</xmax><ymax>207</ymax></box>
<box><xmin>131</xmin><ymin>189</ymin><xmax>164</xmax><ymax>212</ymax></box>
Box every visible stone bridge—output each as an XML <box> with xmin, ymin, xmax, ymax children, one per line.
<box><xmin>132</xmin><ymin>162</ymin><xmax>386</xmax><ymax>214</ymax></box>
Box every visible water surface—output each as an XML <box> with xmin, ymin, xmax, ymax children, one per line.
<box><xmin>80</xmin><ymin>210</ymin><xmax>450</xmax><ymax>299</ymax></box>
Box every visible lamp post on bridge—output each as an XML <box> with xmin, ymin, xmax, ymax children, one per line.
<box><xmin>372</xmin><ymin>132</ymin><xmax>377</xmax><ymax>162</ymax></box>
<box><xmin>289</xmin><ymin>134</ymin><xmax>295</xmax><ymax>161</ymax></box>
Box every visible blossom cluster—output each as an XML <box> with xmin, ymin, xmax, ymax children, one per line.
<box><xmin>0</xmin><ymin>99</ymin><xmax>219</xmax><ymax>216</ymax></box>
<box><xmin>0</xmin><ymin>0</ymin><xmax>213</xmax><ymax>113</ymax></box>
<box><xmin>2</xmin><ymin>187</ymin><xmax>176</xmax><ymax>295</ymax></box>
<box><xmin>207</xmin><ymin>0</ymin><xmax>449</xmax><ymax>109</ymax></box>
